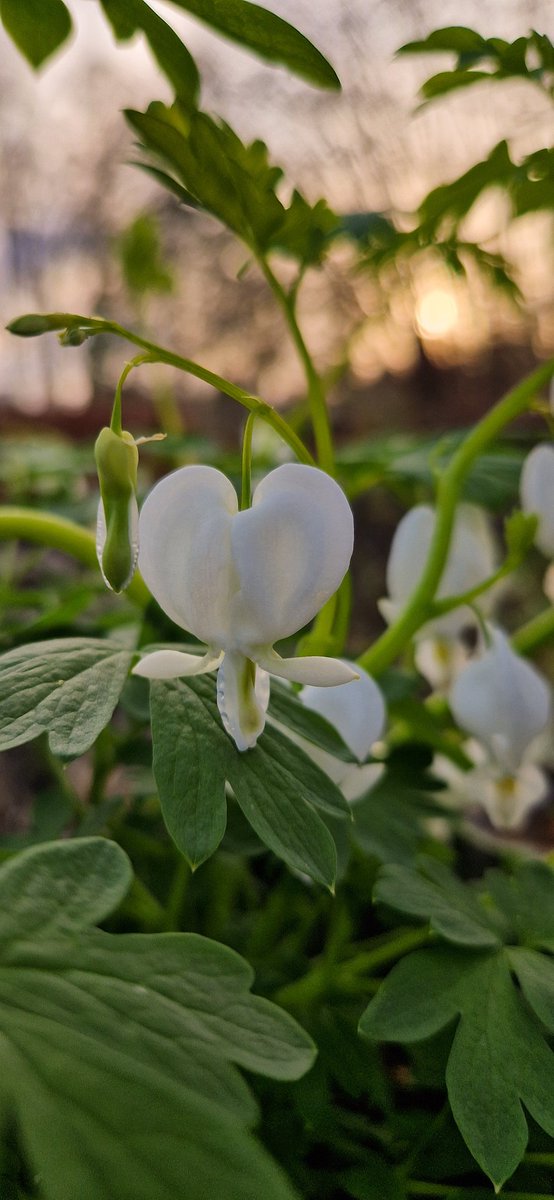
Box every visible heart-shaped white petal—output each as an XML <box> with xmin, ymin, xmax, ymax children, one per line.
<box><xmin>229</xmin><ymin>464</ymin><xmax>354</xmax><ymax>646</ymax></box>
<box><xmin>520</xmin><ymin>443</ymin><xmax>554</xmax><ymax>558</ymax></box>
<box><xmin>138</xmin><ymin>465</ymin><xmax>238</xmax><ymax>646</ymax></box>
<box><xmin>300</xmin><ymin>663</ymin><xmax>385</xmax><ymax>761</ymax></box>
<box><xmin>138</xmin><ymin>462</ymin><xmax>353</xmax><ymax>654</ymax></box>
<box><xmin>449</xmin><ymin>627</ymin><xmax>551</xmax><ymax>772</ymax></box>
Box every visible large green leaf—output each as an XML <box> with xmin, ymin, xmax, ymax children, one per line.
<box><xmin>374</xmin><ymin>859</ymin><xmax>503</xmax><ymax>949</ymax></box>
<box><xmin>359</xmin><ymin>861</ymin><xmax>554</xmax><ymax>1189</ymax></box>
<box><xmin>0</xmin><ymin>637</ymin><xmax>134</xmax><ymax>757</ymax></box>
<box><xmin>1</xmin><ymin>0</ymin><xmax>72</xmax><ymax>68</ymax></box>
<box><xmin>164</xmin><ymin>0</ymin><xmax>340</xmax><ymax>89</ymax></box>
<box><xmin>125</xmin><ymin>102</ymin><xmax>337</xmax><ymax>264</ymax></box>
<box><xmin>99</xmin><ymin>0</ymin><xmax>199</xmax><ymax>103</ymax></box>
<box><xmin>0</xmin><ymin>838</ymin><xmax>313</xmax><ymax>1200</ymax></box>
<box><xmin>360</xmin><ymin>947</ymin><xmax>554</xmax><ymax>1191</ymax></box>
<box><xmin>149</xmin><ymin>672</ymin><xmax>347</xmax><ymax>886</ymax></box>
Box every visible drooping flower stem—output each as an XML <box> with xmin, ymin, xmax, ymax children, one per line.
<box><xmin>358</xmin><ymin>358</ymin><xmax>554</xmax><ymax>676</ymax></box>
<box><xmin>110</xmin><ymin>355</ymin><xmax>153</xmax><ymax>435</ymax></box>
<box><xmin>7</xmin><ymin>313</ymin><xmax>315</xmax><ymax>468</ymax></box>
<box><xmin>0</xmin><ymin>507</ymin><xmax>150</xmax><ymax>607</ymax></box>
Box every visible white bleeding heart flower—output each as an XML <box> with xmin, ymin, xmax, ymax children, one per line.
<box><xmin>520</xmin><ymin>443</ymin><xmax>554</xmax><ymax>559</ymax></box>
<box><xmin>379</xmin><ymin>502</ymin><xmax>498</xmax><ymax>689</ymax></box>
<box><xmin>380</xmin><ymin>502</ymin><xmax>498</xmax><ymax>641</ymax></box>
<box><xmin>298</xmin><ymin>662</ymin><xmax>387</xmax><ymax>802</ymax></box>
<box><xmin>413</xmin><ymin>635</ymin><xmax>476</xmax><ymax>693</ymax></box>
<box><xmin>434</xmin><ymin>740</ymin><xmax>549</xmax><ymax>832</ymax></box>
<box><xmin>449</xmin><ymin>627</ymin><xmax>551</xmax><ymax>775</ymax></box>
<box><xmin>133</xmin><ymin>463</ymin><xmax>356</xmax><ymax>751</ymax></box>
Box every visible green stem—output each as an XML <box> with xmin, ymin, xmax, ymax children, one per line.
<box><xmin>257</xmin><ymin>262</ymin><xmax>335</xmax><ymax>475</ymax></box>
<box><xmin>240</xmin><ymin>413</ymin><xmax>256</xmax><ymax>510</ymax></box>
<box><xmin>8</xmin><ymin>313</ymin><xmax>314</xmax><ymax>467</ymax></box>
<box><xmin>111</xmin><ymin>355</ymin><xmax>153</xmax><ymax>434</ymax></box>
<box><xmin>0</xmin><ymin>507</ymin><xmax>150</xmax><ymax>607</ymax></box>
<box><xmin>524</xmin><ymin>1152</ymin><xmax>554</xmax><ymax>1167</ymax></box>
<box><xmin>341</xmin><ymin>926</ymin><xmax>432</xmax><ymax>977</ymax></box>
<box><xmin>358</xmin><ymin>359</ymin><xmax>554</xmax><ymax>675</ymax></box>
<box><xmin>275</xmin><ymin>926</ymin><xmax>429</xmax><ymax>1008</ymax></box>
<box><xmin>512</xmin><ymin>606</ymin><xmax>554</xmax><ymax>655</ymax></box>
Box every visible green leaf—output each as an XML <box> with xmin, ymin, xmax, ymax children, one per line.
<box><xmin>150</xmin><ymin>675</ymin><xmax>228</xmax><ymax>869</ymax></box>
<box><xmin>374</xmin><ymin>860</ymin><xmax>503</xmax><ymax>948</ymax></box>
<box><xmin>0</xmin><ymin>838</ymin><xmax>313</xmax><ymax>1200</ymax></box>
<box><xmin>0</xmin><ymin>637</ymin><xmax>134</xmax><ymax>757</ymax></box>
<box><xmin>484</xmin><ymin>861</ymin><xmax>554</xmax><ymax>953</ymax></box>
<box><xmin>99</xmin><ymin>0</ymin><xmax>199</xmax><ymax>103</ymax></box>
<box><xmin>1</xmin><ymin>0</ymin><xmax>72</xmax><ymax>68</ymax></box>
<box><xmin>125</xmin><ymin>102</ymin><xmax>337</xmax><ymax>264</ymax></box>
<box><xmin>268</xmin><ymin>679</ymin><xmax>355</xmax><ymax>762</ymax></box>
<box><xmin>149</xmin><ymin>672</ymin><xmax>344</xmax><ymax>886</ymax></box>
<box><xmin>119</xmin><ymin>213</ymin><xmax>175</xmax><ymax>297</ymax></box>
<box><xmin>360</xmin><ymin>946</ymin><xmax>554</xmax><ymax>1189</ymax></box>
<box><xmin>165</xmin><ymin>0</ymin><xmax>340</xmax><ymax>89</ymax></box>
<box><xmin>0</xmin><ymin>838</ymin><xmax>132</xmax><ymax>940</ymax></box>
<box><xmin>398</xmin><ymin>27</ymin><xmax>488</xmax><ymax>56</ymax></box>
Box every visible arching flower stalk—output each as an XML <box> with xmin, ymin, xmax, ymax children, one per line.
<box><xmin>446</xmin><ymin>626</ymin><xmax>551</xmax><ymax>830</ymax></box>
<box><xmin>133</xmin><ymin>463</ymin><xmax>357</xmax><ymax>751</ymax></box>
<box><xmin>380</xmin><ymin>503</ymin><xmax>498</xmax><ymax>690</ymax></box>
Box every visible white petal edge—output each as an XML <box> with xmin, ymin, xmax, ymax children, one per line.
<box><xmin>256</xmin><ymin>649</ymin><xmax>359</xmax><ymax>687</ymax></box>
<box><xmin>132</xmin><ymin>649</ymin><xmax>223</xmax><ymax>679</ymax></box>
<box><xmin>300</xmin><ymin>662</ymin><xmax>386</xmax><ymax>760</ymax></box>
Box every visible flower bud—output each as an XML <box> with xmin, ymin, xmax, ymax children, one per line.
<box><xmin>94</xmin><ymin>426</ymin><xmax>139</xmax><ymax>593</ymax></box>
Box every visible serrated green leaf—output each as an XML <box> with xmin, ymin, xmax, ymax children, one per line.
<box><xmin>100</xmin><ymin>0</ymin><xmax>199</xmax><ymax>103</ymax></box>
<box><xmin>165</xmin><ymin>0</ymin><xmax>340</xmax><ymax>89</ymax></box>
<box><xmin>0</xmin><ymin>838</ymin><xmax>313</xmax><ymax>1200</ymax></box>
<box><xmin>374</xmin><ymin>860</ymin><xmax>503</xmax><ymax>948</ymax></box>
<box><xmin>485</xmin><ymin>861</ymin><xmax>554</xmax><ymax>952</ymax></box>
<box><xmin>0</xmin><ymin>638</ymin><xmax>134</xmax><ymax>757</ymax></box>
<box><xmin>360</xmin><ymin>944</ymin><xmax>554</xmax><ymax>1189</ymax></box>
<box><xmin>268</xmin><ymin>680</ymin><xmax>355</xmax><ymax>762</ymax></box>
<box><xmin>1</xmin><ymin>0</ymin><xmax>72</xmax><ymax>68</ymax></box>
<box><xmin>149</xmin><ymin>672</ymin><xmax>344</xmax><ymax>886</ymax></box>
<box><xmin>126</xmin><ymin>102</ymin><xmax>336</xmax><ymax>264</ymax></box>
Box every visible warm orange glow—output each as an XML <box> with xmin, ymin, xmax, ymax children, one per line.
<box><xmin>415</xmin><ymin>288</ymin><xmax>459</xmax><ymax>339</ymax></box>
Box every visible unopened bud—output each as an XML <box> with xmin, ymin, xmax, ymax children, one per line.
<box><xmin>94</xmin><ymin>427</ymin><xmax>139</xmax><ymax>592</ymax></box>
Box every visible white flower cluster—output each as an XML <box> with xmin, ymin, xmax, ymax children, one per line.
<box><xmin>127</xmin><ymin>445</ymin><xmax>552</xmax><ymax>836</ymax></box>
